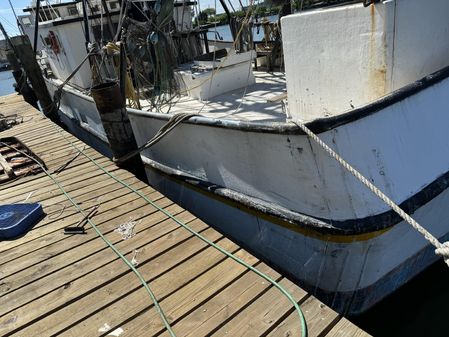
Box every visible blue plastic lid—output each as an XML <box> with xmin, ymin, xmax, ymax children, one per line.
<box><xmin>0</xmin><ymin>203</ymin><xmax>44</xmax><ymax>240</ymax></box>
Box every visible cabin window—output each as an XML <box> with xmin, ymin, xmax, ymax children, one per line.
<box><xmin>109</xmin><ymin>1</ymin><xmax>119</xmax><ymax>10</ymax></box>
<box><xmin>67</xmin><ymin>6</ymin><xmax>78</xmax><ymax>16</ymax></box>
<box><xmin>21</xmin><ymin>17</ymin><xmax>31</xmax><ymax>25</ymax></box>
<box><xmin>42</xmin><ymin>36</ymin><xmax>52</xmax><ymax>47</ymax></box>
<box><xmin>91</xmin><ymin>5</ymin><xmax>100</xmax><ymax>13</ymax></box>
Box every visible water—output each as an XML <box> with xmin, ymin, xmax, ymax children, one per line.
<box><xmin>0</xmin><ymin>71</ymin><xmax>16</xmax><ymax>96</ymax></box>
<box><xmin>206</xmin><ymin>15</ymin><xmax>278</xmax><ymax>42</ymax></box>
<box><xmin>353</xmin><ymin>260</ymin><xmax>449</xmax><ymax>336</ymax></box>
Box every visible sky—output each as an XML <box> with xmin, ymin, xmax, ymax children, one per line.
<box><xmin>199</xmin><ymin>0</ymin><xmax>252</xmax><ymax>12</ymax></box>
<box><xmin>0</xmin><ymin>0</ymin><xmax>251</xmax><ymax>39</ymax></box>
<box><xmin>0</xmin><ymin>0</ymin><xmax>30</xmax><ymax>38</ymax></box>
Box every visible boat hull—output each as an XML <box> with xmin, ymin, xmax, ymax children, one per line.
<box><xmin>127</xmin><ymin>69</ymin><xmax>449</xmax><ymax>224</ymax></box>
<box><xmin>44</xmin><ymin>78</ymin><xmax>112</xmax><ymax>158</ymax></box>
<box><xmin>142</xmin><ymin>159</ymin><xmax>449</xmax><ymax>315</ymax></box>
<box><xmin>126</xmin><ymin>69</ymin><xmax>449</xmax><ymax>314</ymax></box>
<box><xmin>44</xmin><ymin>69</ymin><xmax>449</xmax><ymax>314</ymax></box>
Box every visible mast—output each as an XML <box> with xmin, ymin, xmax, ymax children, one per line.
<box><xmin>81</xmin><ymin>0</ymin><xmax>91</xmax><ymax>51</ymax></box>
<box><xmin>218</xmin><ymin>0</ymin><xmax>236</xmax><ymax>40</ymax></box>
<box><xmin>33</xmin><ymin>0</ymin><xmax>41</xmax><ymax>54</ymax></box>
<box><xmin>101</xmin><ymin>0</ymin><xmax>115</xmax><ymax>39</ymax></box>
<box><xmin>0</xmin><ymin>22</ymin><xmax>12</xmax><ymax>50</ymax></box>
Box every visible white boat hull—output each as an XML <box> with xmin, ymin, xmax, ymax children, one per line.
<box><xmin>128</xmin><ymin>72</ymin><xmax>449</xmax><ymax>222</ymax></box>
<box><xmin>143</xmin><ymin>158</ymin><xmax>449</xmax><ymax>314</ymax></box>
<box><xmin>45</xmin><ymin>78</ymin><xmax>112</xmax><ymax>158</ymax></box>
<box><xmin>126</xmin><ymin>67</ymin><xmax>449</xmax><ymax>314</ymax></box>
<box><xmin>44</xmin><ymin>67</ymin><xmax>449</xmax><ymax>314</ymax></box>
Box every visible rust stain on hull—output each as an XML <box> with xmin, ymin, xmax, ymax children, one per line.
<box><xmin>368</xmin><ymin>3</ymin><xmax>387</xmax><ymax>99</ymax></box>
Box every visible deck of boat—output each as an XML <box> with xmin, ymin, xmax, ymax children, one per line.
<box><xmin>0</xmin><ymin>94</ymin><xmax>370</xmax><ymax>337</ymax></box>
<box><xmin>139</xmin><ymin>71</ymin><xmax>288</xmax><ymax>122</ymax></box>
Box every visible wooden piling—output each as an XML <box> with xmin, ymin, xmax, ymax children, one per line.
<box><xmin>90</xmin><ymin>81</ymin><xmax>144</xmax><ymax>176</ymax></box>
<box><xmin>6</xmin><ymin>50</ymin><xmax>39</xmax><ymax>109</ymax></box>
<box><xmin>9</xmin><ymin>35</ymin><xmax>58</xmax><ymax>120</ymax></box>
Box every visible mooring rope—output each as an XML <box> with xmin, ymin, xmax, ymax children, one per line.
<box><xmin>52</xmin><ymin>51</ymin><xmax>93</xmax><ymax>107</ymax></box>
<box><xmin>114</xmin><ymin>112</ymin><xmax>197</xmax><ymax>164</ymax></box>
<box><xmin>290</xmin><ymin>120</ymin><xmax>449</xmax><ymax>266</ymax></box>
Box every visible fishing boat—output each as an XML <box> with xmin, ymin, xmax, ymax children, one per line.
<box><xmin>17</xmin><ymin>0</ymin><xmax>125</xmax><ymax>156</ymax></box>
<box><xmin>17</xmin><ymin>0</ymin><xmax>449</xmax><ymax>315</ymax></box>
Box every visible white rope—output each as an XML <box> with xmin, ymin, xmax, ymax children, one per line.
<box><xmin>290</xmin><ymin>119</ymin><xmax>449</xmax><ymax>267</ymax></box>
<box><xmin>114</xmin><ymin>219</ymin><xmax>141</xmax><ymax>240</ymax></box>
<box><xmin>131</xmin><ymin>249</ymin><xmax>141</xmax><ymax>266</ymax></box>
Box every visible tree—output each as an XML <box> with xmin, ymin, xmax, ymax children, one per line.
<box><xmin>202</xmin><ymin>8</ymin><xmax>216</xmax><ymax>17</ymax></box>
<box><xmin>255</xmin><ymin>5</ymin><xmax>267</xmax><ymax>16</ymax></box>
<box><xmin>197</xmin><ymin>8</ymin><xmax>217</xmax><ymax>25</ymax></box>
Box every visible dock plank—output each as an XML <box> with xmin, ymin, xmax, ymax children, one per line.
<box><xmin>267</xmin><ymin>296</ymin><xmax>340</xmax><ymax>337</ymax></box>
<box><xmin>325</xmin><ymin>319</ymin><xmax>371</xmax><ymax>337</ymax></box>
<box><xmin>163</xmin><ymin>263</ymin><xmax>281</xmax><ymax>337</ymax></box>
<box><xmin>0</xmin><ymin>95</ymin><xmax>370</xmax><ymax>337</ymax></box>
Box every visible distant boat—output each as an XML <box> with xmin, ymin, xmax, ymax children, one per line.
<box><xmin>18</xmin><ymin>0</ymin><xmax>449</xmax><ymax>315</ymax></box>
<box><xmin>0</xmin><ymin>63</ymin><xmax>11</xmax><ymax>71</ymax></box>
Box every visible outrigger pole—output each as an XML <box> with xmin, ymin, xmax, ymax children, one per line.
<box><xmin>217</xmin><ymin>0</ymin><xmax>236</xmax><ymax>40</ymax></box>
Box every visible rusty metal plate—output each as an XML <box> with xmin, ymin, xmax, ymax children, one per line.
<box><xmin>0</xmin><ymin>137</ymin><xmax>46</xmax><ymax>183</ymax></box>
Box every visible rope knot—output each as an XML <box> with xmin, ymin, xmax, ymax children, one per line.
<box><xmin>435</xmin><ymin>241</ymin><xmax>449</xmax><ymax>266</ymax></box>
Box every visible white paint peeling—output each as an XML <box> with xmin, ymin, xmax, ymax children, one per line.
<box><xmin>98</xmin><ymin>323</ymin><xmax>124</xmax><ymax>336</ymax></box>
<box><xmin>107</xmin><ymin>328</ymin><xmax>124</xmax><ymax>337</ymax></box>
<box><xmin>98</xmin><ymin>323</ymin><xmax>111</xmax><ymax>333</ymax></box>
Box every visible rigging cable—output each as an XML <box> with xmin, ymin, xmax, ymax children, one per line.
<box><xmin>7</xmin><ymin>0</ymin><xmax>19</xmax><ymax>24</ymax></box>
<box><xmin>114</xmin><ymin>0</ymin><xmax>128</xmax><ymax>41</ymax></box>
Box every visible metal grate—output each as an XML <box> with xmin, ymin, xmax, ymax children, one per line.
<box><xmin>0</xmin><ymin>137</ymin><xmax>46</xmax><ymax>184</ymax></box>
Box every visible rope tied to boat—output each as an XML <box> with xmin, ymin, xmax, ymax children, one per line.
<box><xmin>435</xmin><ymin>242</ymin><xmax>449</xmax><ymax>262</ymax></box>
<box><xmin>114</xmin><ymin>112</ymin><xmax>198</xmax><ymax>164</ymax></box>
<box><xmin>50</xmin><ymin>49</ymin><xmax>95</xmax><ymax>112</ymax></box>
<box><xmin>291</xmin><ymin>119</ymin><xmax>449</xmax><ymax>267</ymax></box>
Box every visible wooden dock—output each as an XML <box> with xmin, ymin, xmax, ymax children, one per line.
<box><xmin>0</xmin><ymin>94</ymin><xmax>370</xmax><ymax>337</ymax></box>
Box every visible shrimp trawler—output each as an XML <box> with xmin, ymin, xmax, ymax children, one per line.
<box><xmin>16</xmin><ymin>0</ymin><xmax>449</xmax><ymax>314</ymax></box>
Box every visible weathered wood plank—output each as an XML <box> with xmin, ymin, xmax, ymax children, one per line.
<box><xmin>0</xmin><ymin>156</ymin><xmax>114</xmax><ymax>199</ymax></box>
<box><xmin>0</xmin><ymin>178</ymin><xmax>146</xmax><ymax>253</ymax></box>
<box><xmin>0</xmin><ymin>152</ymin><xmax>14</xmax><ymax>177</ymax></box>
<box><xmin>266</xmin><ymin>296</ymin><xmax>340</xmax><ymax>337</ymax></box>
<box><xmin>0</xmin><ymin>205</ymin><xmax>192</xmax><ymax>321</ymax></box>
<box><xmin>209</xmin><ymin>277</ymin><xmax>308</xmax><ymax>337</ymax></box>
<box><xmin>158</xmin><ymin>262</ymin><xmax>281</xmax><ymax>337</ymax></box>
<box><xmin>1</xmin><ymin>222</ymin><xmax>216</xmax><ymax>336</ymax></box>
<box><xmin>325</xmin><ymin>318</ymin><xmax>372</xmax><ymax>337</ymax></box>
<box><xmin>0</xmin><ymin>188</ymin><xmax>169</xmax><ymax>279</ymax></box>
